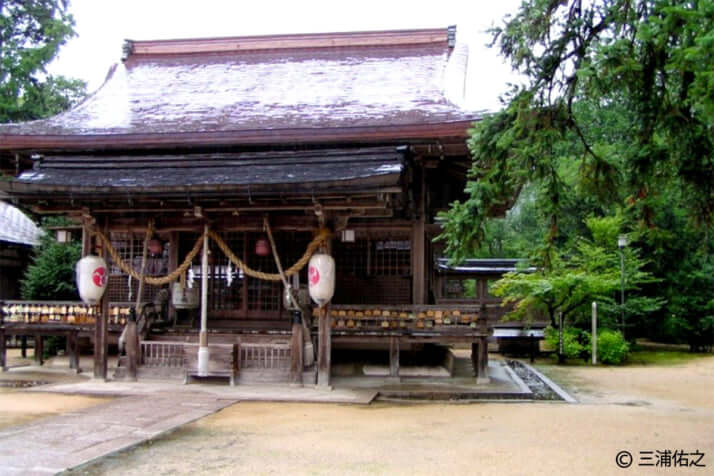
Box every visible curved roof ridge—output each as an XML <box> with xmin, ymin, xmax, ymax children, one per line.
<box><xmin>124</xmin><ymin>27</ymin><xmax>453</xmax><ymax>58</ymax></box>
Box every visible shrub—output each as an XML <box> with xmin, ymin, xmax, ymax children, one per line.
<box><xmin>597</xmin><ymin>329</ymin><xmax>630</xmax><ymax>364</ymax></box>
<box><xmin>545</xmin><ymin>326</ymin><xmax>591</xmax><ymax>361</ymax></box>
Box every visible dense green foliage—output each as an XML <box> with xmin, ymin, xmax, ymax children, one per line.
<box><xmin>597</xmin><ymin>329</ymin><xmax>630</xmax><ymax>364</ymax></box>
<box><xmin>545</xmin><ymin>326</ymin><xmax>590</xmax><ymax>360</ymax></box>
<box><xmin>544</xmin><ymin>327</ymin><xmax>630</xmax><ymax>364</ymax></box>
<box><xmin>21</xmin><ymin>224</ymin><xmax>80</xmax><ymax>300</ymax></box>
<box><xmin>440</xmin><ymin>0</ymin><xmax>714</xmax><ymax>352</ymax></box>
<box><xmin>0</xmin><ymin>0</ymin><xmax>86</xmax><ymax>122</ymax></box>
<box><xmin>491</xmin><ymin>216</ymin><xmax>663</xmax><ymax>330</ymax></box>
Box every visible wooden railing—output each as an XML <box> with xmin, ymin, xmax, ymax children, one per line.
<box><xmin>136</xmin><ymin>340</ymin><xmax>291</xmax><ymax>372</ymax></box>
<box><xmin>240</xmin><ymin>342</ymin><xmax>290</xmax><ymax>370</ymax></box>
<box><xmin>140</xmin><ymin>341</ymin><xmax>184</xmax><ymax>368</ymax></box>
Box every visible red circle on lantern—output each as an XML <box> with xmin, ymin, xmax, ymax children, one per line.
<box><xmin>308</xmin><ymin>266</ymin><xmax>320</xmax><ymax>285</ymax></box>
<box><xmin>92</xmin><ymin>267</ymin><xmax>107</xmax><ymax>287</ymax></box>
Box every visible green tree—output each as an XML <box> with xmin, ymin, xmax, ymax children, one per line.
<box><xmin>21</xmin><ymin>221</ymin><xmax>80</xmax><ymax>300</ymax></box>
<box><xmin>1</xmin><ymin>0</ymin><xmax>86</xmax><ymax>123</ymax></box>
<box><xmin>491</xmin><ymin>216</ymin><xmax>662</xmax><ymax>333</ymax></box>
<box><xmin>440</xmin><ymin>0</ymin><xmax>714</xmax><ymax>261</ymax></box>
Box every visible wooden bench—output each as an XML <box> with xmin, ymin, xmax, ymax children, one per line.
<box><xmin>183</xmin><ymin>342</ymin><xmax>239</xmax><ymax>386</ymax></box>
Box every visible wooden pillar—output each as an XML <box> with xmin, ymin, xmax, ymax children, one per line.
<box><xmin>34</xmin><ymin>335</ymin><xmax>44</xmax><ymax>366</ymax></box>
<box><xmin>477</xmin><ymin>336</ymin><xmax>489</xmax><ymax>382</ymax></box>
<box><xmin>412</xmin><ymin>218</ymin><xmax>426</xmax><ymax>304</ymax></box>
<box><xmin>20</xmin><ymin>335</ymin><xmax>27</xmax><ymax>358</ymax></box>
<box><xmin>69</xmin><ymin>331</ymin><xmax>81</xmax><ymax>373</ymax></box>
<box><xmin>471</xmin><ymin>341</ymin><xmax>478</xmax><ymax>377</ymax></box>
<box><xmin>289</xmin><ymin>312</ymin><xmax>304</xmax><ymax>385</ymax></box>
<box><xmin>198</xmin><ymin>225</ymin><xmax>210</xmax><ymax>376</ymax></box>
<box><xmin>94</xmin><ymin>218</ymin><xmax>109</xmax><ymax>380</ymax></box>
<box><xmin>389</xmin><ymin>336</ymin><xmax>400</xmax><ymax>379</ymax></box>
<box><xmin>81</xmin><ymin>225</ymin><xmax>92</xmax><ymax>257</ymax></box>
<box><xmin>474</xmin><ymin>303</ymin><xmax>490</xmax><ymax>383</ymax></box>
<box><xmin>68</xmin><ymin>333</ymin><xmax>75</xmax><ymax>369</ymax></box>
<box><xmin>167</xmin><ymin>231</ymin><xmax>179</xmax><ymax>325</ymax></box>
<box><xmin>65</xmin><ymin>336</ymin><xmax>72</xmax><ymax>363</ymax></box>
<box><xmin>317</xmin><ymin>306</ymin><xmax>331</xmax><ymax>387</ymax></box>
<box><xmin>317</xmin><ymin>233</ymin><xmax>333</xmax><ymax>388</ymax></box>
<box><xmin>0</xmin><ymin>329</ymin><xmax>6</xmax><ymax>371</ymax></box>
<box><xmin>125</xmin><ymin>319</ymin><xmax>138</xmax><ymax>381</ymax></box>
<box><xmin>411</xmin><ymin>162</ymin><xmax>427</xmax><ymax>304</ymax></box>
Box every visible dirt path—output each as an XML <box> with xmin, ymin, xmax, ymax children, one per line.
<box><xmin>67</xmin><ymin>355</ymin><xmax>714</xmax><ymax>476</ymax></box>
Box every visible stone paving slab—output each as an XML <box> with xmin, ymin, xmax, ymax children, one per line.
<box><xmin>27</xmin><ymin>379</ymin><xmax>379</xmax><ymax>404</ymax></box>
<box><xmin>0</xmin><ymin>392</ymin><xmax>238</xmax><ymax>475</ymax></box>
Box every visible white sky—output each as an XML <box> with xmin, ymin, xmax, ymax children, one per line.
<box><xmin>48</xmin><ymin>0</ymin><xmax>524</xmax><ymax>112</ymax></box>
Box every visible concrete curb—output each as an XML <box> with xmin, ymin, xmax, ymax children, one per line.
<box><xmin>518</xmin><ymin>361</ymin><xmax>578</xmax><ymax>403</ymax></box>
<box><xmin>502</xmin><ymin>362</ymin><xmax>533</xmax><ymax>395</ymax></box>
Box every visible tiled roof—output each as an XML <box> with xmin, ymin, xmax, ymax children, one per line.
<box><xmin>0</xmin><ymin>201</ymin><xmax>41</xmax><ymax>246</ymax></box>
<box><xmin>0</xmin><ymin>28</ymin><xmax>478</xmax><ymax>148</ymax></box>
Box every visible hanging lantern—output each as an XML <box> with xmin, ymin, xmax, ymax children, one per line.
<box><xmin>255</xmin><ymin>237</ymin><xmax>271</xmax><ymax>256</ymax></box>
<box><xmin>76</xmin><ymin>255</ymin><xmax>109</xmax><ymax>305</ymax></box>
<box><xmin>308</xmin><ymin>253</ymin><xmax>335</xmax><ymax>306</ymax></box>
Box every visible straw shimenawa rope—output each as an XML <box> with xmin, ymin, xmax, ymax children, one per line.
<box><xmin>92</xmin><ymin>227</ymin><xmax>331</xmax><ymax>285</ymax></box>
<box><xmin>93</xmin><ymin>229</ymin><xmax>204</xmax><ymax>286</ymax></box>
<box><xmin>208</xmin><ymin>228</ymin><xmax>330</xmax><ymax>281</ymax></box>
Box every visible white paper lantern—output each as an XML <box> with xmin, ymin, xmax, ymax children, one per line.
<box><xmin>308</xmin><ymin>253</ymin><xmax>335</xmax><ymax>306</ymax></box>
<box><xmin>76</xmin><ymin>255</ymin><xmax>109</xmax><ymax>305</ymax></box>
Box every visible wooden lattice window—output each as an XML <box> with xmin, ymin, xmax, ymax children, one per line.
<box><xmin>373</xmin><ymin>240</ymin><xmax>411</xmax><ymax>276</ymax></box>
<box><xmin>208</xmin><ymin>232</ymin><xmax>244</xmax><ymax>312</ymax></box>
<box><xmin>333</xmin><ymin>232</ymin><xmax>411</xmax><ymax>305</ymax></box>
<box><xmin>246</xmin><ymin>240</ymin><xmax>281</xmax><ymax>313</ymax></box>
<box><xmin>183</xmin><ymin>231</ymin><xmax>311</xmax><ymax>317</ymax></box>
<box><xmin>106</xmin><ymin>232</ymin><xmax>165</xmax><ymax>303</ymax></box>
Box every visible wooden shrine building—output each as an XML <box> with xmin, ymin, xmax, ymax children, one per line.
<box><xmin>0</xmin><ymin>27</ymin><xmax>491</xmax><ymax>385</ymax></box>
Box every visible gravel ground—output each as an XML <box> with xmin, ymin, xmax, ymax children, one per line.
<box><xmin>62</xmin><ymin>354</ymin><xmax>714</xmax><ymax>476</ymax></box>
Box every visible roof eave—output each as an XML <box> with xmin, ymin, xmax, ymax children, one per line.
<box><xmin>0</xmin><ymin>121</ymin><xmax>477</xmax><ymax>152</ymax></box>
